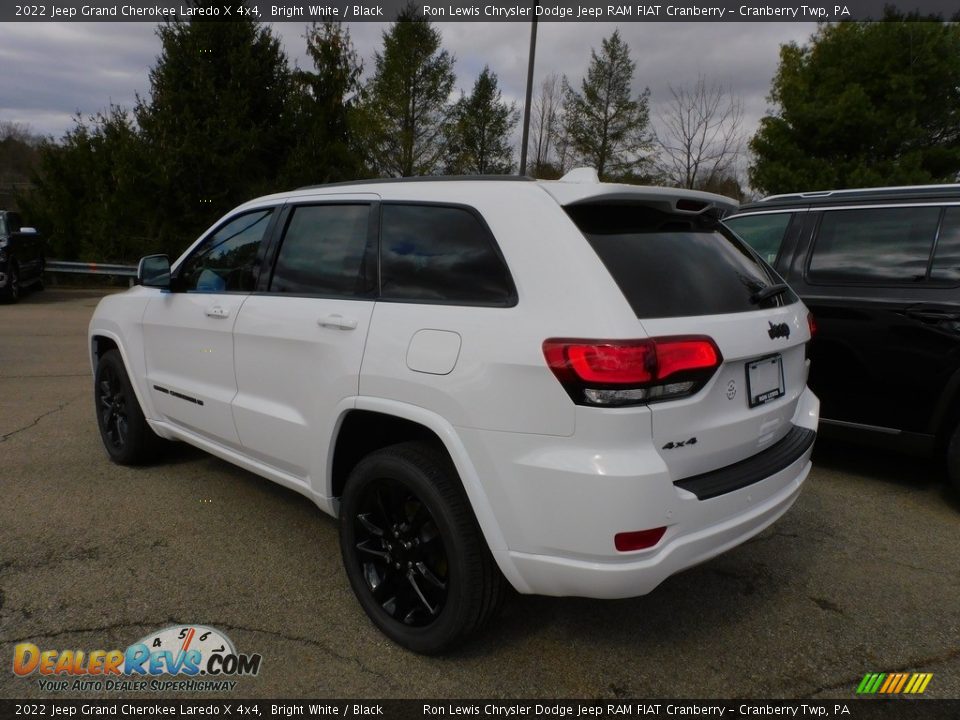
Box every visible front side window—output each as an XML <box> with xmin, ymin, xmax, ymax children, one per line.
<box><xmin>724</xmin><ymin>212</ymin><xmax>793</xmax><ymax>265</ymax></box>
<box><xmin>178</xmin><ymin>209</ymin><xmax>274</xmax><ymax>292</ymax></box>
<box><xmin>379</xmin><ymin>204</ymin><xmax>516</xmax><ymax>306</ymax></box>
<box><xmin>269</xmin><ymin>204</ymin><xmax>374</xmax><ymax>297</ymax></box>
<box><xmin>808</xmin><ymin>206</ymin><xmax>940</xmax><ymax>284</ymax></box>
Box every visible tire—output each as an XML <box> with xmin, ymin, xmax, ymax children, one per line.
<box><xmin>948</xmin><ymin>423</ymin><xmax>960</xmax><ymax>495</ymax></box>
<box><xmin>2</xmin><ymin>263</ymin><xmax>20</xmax><ymax>303</ymax></box>
<box><xmin>94</xmin><ymin>349</ymin><xmax>160</xmax><ymax>465</ymax></box>
<box><xmin>339</xmin><ymin>442</ymin><xmax>505</xmax><ymax>654</ymax></box>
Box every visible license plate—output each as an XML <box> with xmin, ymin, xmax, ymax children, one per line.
<box><xmin>746</xmin><ymin>354</ymin><xmax>785</xmax><ymax>408</ymax></box>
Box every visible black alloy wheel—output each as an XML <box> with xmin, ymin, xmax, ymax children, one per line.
<box><xmin>339</xmin><ymin>442</ymin><xmax>505</xmax><ymax>654</ymax></box>
<box><xmin>353</xmin><ymin>476</ymin><xmax>449</xmax><ymax>626</ymax></box>
<box><xmin>93</xmin><ymin>349</ymin><xmax>160</xmax><ymax>465</ymax></box>
<box><xmin>98</xmin><ymin>361</ymin><xmax>129</xmax><ymax>452</ymax></box>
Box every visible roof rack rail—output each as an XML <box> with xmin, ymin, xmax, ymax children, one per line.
<box><xmin>296</xmin><ymin>175</ymin><xmax>536</xmax><ymax>191</ymax></box>
<box><xmin>761</xmin><ymin>183</ymin><xmax>960</xmax><ymax>203</ymax></box>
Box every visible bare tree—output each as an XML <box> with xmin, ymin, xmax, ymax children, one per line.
<box><xmin>656</xmin><ymin>76</ymin><xmax>744</xmax><ymax>191</ymax></box>
<box><xmin>526</xmin><ymin>74</ymin><xmax>563</xmax><ymax>178</ymax></box>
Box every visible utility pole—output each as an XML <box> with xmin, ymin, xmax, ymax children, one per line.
<box><xmin>518</xmin><ymin>1</ymin><xmax>539</xmax><ymax>176</ymax></box>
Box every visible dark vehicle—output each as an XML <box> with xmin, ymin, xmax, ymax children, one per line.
<box><xmin>725</xmin><ymin>185</ymin><xmax>960</xmax><ymax>492</ymax></box>
<box><xmin>0</xmin><ymin>210</ymin><xmax>45</xmax><ymax>303</ymax></box>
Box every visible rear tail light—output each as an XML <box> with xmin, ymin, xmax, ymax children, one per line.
<box><xmin>806</xmin><ymin>312</ymin><xmax>816</xmax><ymax>361</ymax></box>
<box><xmin>543</xmin><ymin>336</ymin><xmax>722</xmax><ymax>407</ymax></box>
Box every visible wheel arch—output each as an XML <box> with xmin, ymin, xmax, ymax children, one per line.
<box><xmin>89</xmin><ymin>328</ymin><xmax>163</xmax><ymax>434</ymax></box>
<box><xmin>329</xmin><ymin>399</ymin><xmax>525</xmax><ymax>591</ymax></box>
<box><xmin>931</xmin><ymin>365</ymin><xmax>960</xmax><ymax>450</ymax></box>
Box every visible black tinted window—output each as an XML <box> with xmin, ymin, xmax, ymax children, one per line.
<box><xmin>179</xmin><ymin>209</ymin><xmax>273</xmax><ymax>292</ymax></box>
<box><xmin>380</xmin><ymin>204</ymin><xmax>515</xmax><ymax>305</ymax></box>
<box><xmin>269</xmin><ymin>205</ymin><xmax>374</xmax><ymax>297</ymax></box>
<box><xmin>932</xmin><ymin>207</ymin><xmax>960</xmax><ymax>282</ymax></box>
<box><xmin>567</xmin><ymin>203</ymin><xmax>792</xmax><ymax>319</ymax></box>
<box><xmin>809</xmin><ymin>207</ymin><xmax>939</xmax><ymax>283</ymax></box>
<box><xmin>724</xmin><ymin>213</ymin><xmax>792</xmax><ymax>264</ymax></box>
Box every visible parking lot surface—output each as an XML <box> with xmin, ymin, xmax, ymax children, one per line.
<box><xmin>1</xmin><ymin>289</ymin><xmax>958</xmax><ymax>699</ymax></box>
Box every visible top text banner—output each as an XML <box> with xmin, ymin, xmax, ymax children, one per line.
<box><xmin>4</xmin><ymin>0</ymin><xmax>959</xmax><ymax>22</ymax></box>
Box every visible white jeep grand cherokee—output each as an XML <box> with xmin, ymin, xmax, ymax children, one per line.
<box><xmin>89</xmin><ymin>171</ymin><xmax>819</xmax><ymax>654</ymax></box>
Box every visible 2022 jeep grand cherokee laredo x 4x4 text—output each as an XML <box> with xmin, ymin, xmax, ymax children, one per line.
<box><xmin>88</xmin><ymin>172</ymin><xmax>819</xmax><ymax>653</ymax></box>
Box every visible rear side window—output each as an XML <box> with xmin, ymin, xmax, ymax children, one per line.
<box><xmin>932</xmin><ymin>207</ymin><xmax>960</xmax><ymax>282</ymax></box>
<box><xmin>808</xmin><ymin>207</ymin><xmax>940</xmax><ymax>283</ymax></box>
<box><xmin>566</xmin><ymin>203</ymin><xmax>793</xmax><ymax>319</ymax></box>
<box><xmin>724</xmin><ymin>213</ymin><xmax>792</xmax><ymax>265</ymax></box>
<box><xmin>379</xmin><ymin>204</ymin><xmax>516</xmax><ymax>306</ymax></box>
<box><xmin>269</xmin><ymin>204</ymin><xmax>374</xmax><ymax>297</ymax></box>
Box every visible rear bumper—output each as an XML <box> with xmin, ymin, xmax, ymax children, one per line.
<box><xmin>498</xmin><ymin>449</ymin><xmax>810</xmax><ymax>598</ymax></box>
<box><xmin>469</xmin><ymin>386</ymin><xmax>819</xmax><ymax>598</ymax></box>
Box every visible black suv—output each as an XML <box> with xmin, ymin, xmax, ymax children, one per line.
<box><xmin>0</xmin><ymin>210</ymin><xmax>45</xmax><ymax>302</ymax></box>
<box><xmin>725</xmin><ymin>185</ymin><xmax>960</xmax><ymax>491</ymax></box>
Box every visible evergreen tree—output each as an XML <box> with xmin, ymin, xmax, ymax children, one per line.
<box><xmin>363</xmin><ymin>5</ymin><xmax>455</xmax><ymax>176</ymax></box>
<box><xmin>285</xmin><ymin>21</ymin><xmax>365</xmax><ymax>186</ymax></box>
<box><xmin>562</xmin><ymin>30</ymin><xmax>654</xmax><ymax>181</ymax></box>
<box><xmin>20</xmin><ymin>108</ymin><xmax>149</xmax><ymax>261</ymax></box>
<box><xmin>136</xmin><ymin>8</ymin><xmax>295</xmax><ymax>255</ymax></box>
<box><xmin>446</xmin><ymin>67</ymin><xmax>518</xmax><ymax>175</ymax></box>
<box><xmin>750</xmin><ymin>13</ymin><xmax>960</xmax><ymax>194</ymax></box>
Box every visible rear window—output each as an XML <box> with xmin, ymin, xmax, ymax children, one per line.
<box><xmin>566</xmin><ymin>203</ymin><xmax>794</xmax><ymax>319</ymax></box>
<box><xmin>380</xmin><ymin>204</ymin><xmax>516</xmax><ymax>306</ymax></box>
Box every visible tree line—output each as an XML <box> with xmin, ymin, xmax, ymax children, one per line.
<box><xmin>6</xmin><ymin>6</ymin><xmax>960</xmax><ymax>263</ymax></box>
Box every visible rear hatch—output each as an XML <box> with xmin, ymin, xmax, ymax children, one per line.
<box><xmin>564</xmin><ymin>200</ymin><xmax>811</xmax><ymax>482</ymax></box>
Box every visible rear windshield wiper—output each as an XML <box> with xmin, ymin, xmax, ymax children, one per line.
<box><xmin>750</xmin><ymin>283</ymin><xmax>790</xmax><ymax>304</ymax></box>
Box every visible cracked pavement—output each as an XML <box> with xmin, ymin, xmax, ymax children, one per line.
<box><xmin>1</xmin><ymin>289</ymin><xmax>958</xmax><ymax>700</ymax></box>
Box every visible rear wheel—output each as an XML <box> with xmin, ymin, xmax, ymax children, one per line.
<box><xmin>339</xmin><ymin>442</ymin><xmax>504</xmax><ymax>654</ymax></box>
<box><xmin>94</xmin><ymin>349</ymin><xmax>160</xmax><ymax>465</ymax></box>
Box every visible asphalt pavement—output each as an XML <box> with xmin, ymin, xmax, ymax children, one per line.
<box><xmin>1</xmin><ymin>289</ymin><xmax>958</xmax><ymax>700</ymax></box>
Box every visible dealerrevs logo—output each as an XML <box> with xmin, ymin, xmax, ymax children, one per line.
<box><xmin>12</xmin><ymin>624</ymin><xmax>261</xmax><ymax>693</ymax></box>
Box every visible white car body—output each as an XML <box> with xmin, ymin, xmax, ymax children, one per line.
<box><xmin>89</xmin><ymin>174</ymin><xmax>819</xmax><ymax>603</ymax></box>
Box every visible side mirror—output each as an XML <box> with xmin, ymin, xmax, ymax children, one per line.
<box><xmin>137</xmin><ymin>254</ymin><xmax>171</xmax><ymax>289</ymax></box>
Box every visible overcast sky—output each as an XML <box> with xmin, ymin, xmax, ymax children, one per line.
<box><xmin>0</xmin><ymin>21</ymin><xmax>817</xmax><ymax>159</ymax></box>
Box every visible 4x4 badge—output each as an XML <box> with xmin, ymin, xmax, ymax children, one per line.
<box><xmin>663</xmin><ymin>437</ymin><xmax>697</xmax><ymax>450</ymax></box>
<box><xmin>768</xmin><ymin>321</ymin><xmax>790</xmax><ymax>340</ymax></box>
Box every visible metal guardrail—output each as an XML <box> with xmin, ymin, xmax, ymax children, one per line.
<box><xmin>46</xmin><ymin>260</ymin><xmax>137</xmax><ymax>277</ymax></box>
<box><xmin>45</xmin><ymin>260</ymin><xmax>138</xmax><ymax>287</ymax></box>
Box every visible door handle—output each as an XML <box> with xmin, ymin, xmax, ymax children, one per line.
<box><xmin>205</xmin><ymin>305</ymin><xmax>230</xmax><ymax>319</ymax></box>
<box><xmin>318</xmin><ymin>314</ymin><xmax>358</xmax><ymax>330</ymax></box>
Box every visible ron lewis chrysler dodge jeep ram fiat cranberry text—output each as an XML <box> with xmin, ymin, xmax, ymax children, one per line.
<box><xmin>89</xmin><ymin>170</ymin><xmax>819</xmax><ymax>653</ymax></box>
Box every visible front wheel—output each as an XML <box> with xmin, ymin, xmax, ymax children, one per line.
<box><xmin>94</xmin><ymin>349</ymin><xmax>160</xmax><ymax>465</ymax></box>
<box><xmin>339</xmin><ymin>442</ymin><xmax>504</xmax><ymax>654</ymax></box>
<box><xmin>2</xmin><ymin>263</ymin><xmax>19</xmax><ymax>303</ymax></box>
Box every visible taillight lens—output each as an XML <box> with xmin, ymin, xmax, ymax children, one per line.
<box><xmin>807</xmin><ymin>312</ymin><xmax>817</xmax><ymax>338</ymax></box>
<box><xmin>543</xmin><ymin>336</ymin><xmax>722</xmax><ymax>407</ymax></box>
